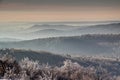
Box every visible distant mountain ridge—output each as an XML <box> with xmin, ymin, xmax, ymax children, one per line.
<box><xmin>24</xmin><ymin>22</ymin><xmax>120</xmax><ymax>38</ymax></box>
<box><xmin>0</xmin><ymin>34</ymin><xmax>120</xmax><ymax>56</ymax></box>
<box><xmin>32</xmin><ymin>29</ymin><xmax>64</xmax><ymax>34</ymax></box>
<box><xmin>72</xmin><ymin>22</ymin><xmax>120</xmax><ymax>34</ymax></box>
<box><xmin>0</xmin><ymin>38</ymin><xmax>22</xmax><ymax>42</ymax></box>
<box><xmin>27</xmin><ymin>24</ymin><xmax>71</xmax><ymax>31</ymax></box>
<box><xmin>29</xmin><ymin>22</ymin><xmax>120</xmax><ymax>30</ymax></box>
<box><xmin>0</xmin><ymin>22</ymin><xmax>120</xmax><ymax>40</ymax></box>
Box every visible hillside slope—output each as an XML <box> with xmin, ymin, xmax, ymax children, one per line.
<box><xmin>0</xmin><ymin>34</ymin><xmax>120</xmax><ymax>55</ymax></box>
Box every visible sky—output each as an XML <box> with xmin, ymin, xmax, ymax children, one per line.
<box><xmin>0</xmin><ymin>0</ymin><xmax>120</xmax><ymax>22</ymax></box>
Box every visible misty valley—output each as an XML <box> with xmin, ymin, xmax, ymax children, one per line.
<box><xmin>0</xmin><ymin>21</ymin><xmax>120</xmax><ymax>80</ymax></box>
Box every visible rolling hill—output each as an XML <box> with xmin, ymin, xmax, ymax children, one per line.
<box><xmin>73</xmin><ymin>22</ymin><xmax>120</xmax><ymax>34</ymax></box>
<box><xmin>25</xmin><ymin>22</ymin><xmax>120</xmax><ymax>38</ymax></box>
<box><xmin>0</xmin><ymin>38</ymin><xmax>22</xmax><ymax>42</ymax></box>
<box><xmin>0</xmin><ymin>34</ymin><xmax>120</xmax><ymax>56</ymax></box>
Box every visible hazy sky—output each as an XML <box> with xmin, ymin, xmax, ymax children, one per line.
<box><xmin>0</xmin><ymin>0</ymin><xmax>120</xmax><ymax>22</ymax></box>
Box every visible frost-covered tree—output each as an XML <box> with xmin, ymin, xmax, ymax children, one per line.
<box><xmin>0</xmin><ymin>54</ymin><xmax>119</xmax><ymax>80</ymax></box>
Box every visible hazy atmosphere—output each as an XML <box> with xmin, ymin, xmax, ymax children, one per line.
<box><xmin>0</xmin><ymin>0</ymin><xmax>120</xmax><ymax>55</ymax></box>
<box><xmin>0</xmin><ymin>0</ymin><xmax>120</xmax><ymax>80</ymax></box>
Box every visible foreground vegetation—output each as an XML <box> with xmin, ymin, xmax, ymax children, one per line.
<box><xmin>0</xmin><ymin>54</ymin><xmax>119</xmax><ymax>80</ymax></box>
<box><xmin>0</xmin><ymin>48</ymin><xmax>120</xmax><ymax>80</ymax></box>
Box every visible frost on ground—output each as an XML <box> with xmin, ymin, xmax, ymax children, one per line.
<box><xmin>0</xmin><ymin>54</ymin><xmax>119</xmax><ymax>80</ymax></box>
